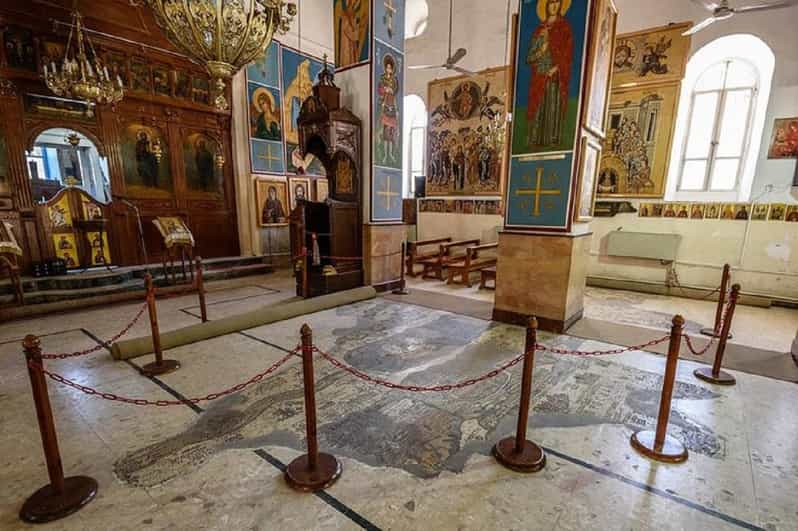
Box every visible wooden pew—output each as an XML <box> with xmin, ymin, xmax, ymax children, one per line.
<box><xmin>447</xmin><ymin>243</ymin><xmax>498</xmax><ymax>287</ymax></box>
<box><xmin>419</xmin><ymin>238</ymin><xmax>480</xmax><ymax>280</ymax></box>
<box><xmin>406</xmin><ymin>237</ymin><xmax>452</xmax><ymax>277</ymax></box>
<box><xmin>480</xmin><ymin>266</ymin><xmax>496</xmax><ymax>290</ymax></box>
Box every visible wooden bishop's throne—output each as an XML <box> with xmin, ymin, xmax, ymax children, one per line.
<box><xmin>289</xmin><ymin>62</ymin><xmax>363</xmax><ymax>297</ymax></box>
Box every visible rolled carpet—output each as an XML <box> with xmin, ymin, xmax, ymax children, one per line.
<box><xmin>111</xmin><ymin>286</ymin><xmax>377</xmax><ymax>360</ymax></box>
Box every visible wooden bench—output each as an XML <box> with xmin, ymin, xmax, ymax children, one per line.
<box><xmin>419</xmin><ymin>238</ymin><xmax>479</xmax><ymax>280</ymax></box>
<box><xmin>406</xmin><ymin>237</ymin><xmax>452</xmax><ymax>277</ymax></box>
<box><xmin>480</xmin><ymin>266</ymin><xmax>496</xmax><ymax>290</ymax></box>
<box><xmin>447</xmin><ymin>243</ymin><xmax>498</xmax><ymax>287</ymax></box>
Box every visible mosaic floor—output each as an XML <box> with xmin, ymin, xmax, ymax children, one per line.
<box><xmin>0</xmin><ymin>274</ymin><xmax>796</xmax><ymax>530</ymax></box>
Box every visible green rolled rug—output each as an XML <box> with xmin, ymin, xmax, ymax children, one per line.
<box><xmin>111</xmin><ymin>286</ymin><xmax>377</xmax><ymax>360</ymax></box>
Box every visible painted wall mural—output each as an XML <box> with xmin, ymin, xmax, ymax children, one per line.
<box><xmin>612</xmin><ymin>23</ymin><xmax>691</xmax><ymax>88</ymax></box>
<box><xmin>373</xmin><ymin>0</ymin><xmax>405</xmax><ymax>52</ymax></box>
<box><xmin>767</xmin><ymin>117</ymin><xmax>798</xmax><ymax>159</ymax></box>
<box><xmin>597</xmin><ymin>82</ymin><xmax>679</xmax><ymax>198</ymax></box>
<box><xmin>334</xmin><ymin>0</ymin><xmax>371</xmax><ymax>69</ymax></box>
<box><xmin>282</xmin><ymin>47</ymin><xmax>326</xmax><ymax>177</ymax></box>
<box><xmin>120</xmin><ymin>124</ymin><xmax>172</xmax><ymax>198</ymax></box>
<box><xmin>373</xmin><ymin>38</ymin><xmax>403</xmax><ymax>170</ymax></box>
<box><xmin>426</xmin><ymin>67</ymin><xmax>508</xmax><ymax>196</ymax></box>
<box><xmin>372</xmin><ymin>166</ymin><xmax>403</xmax><ymax>221</ymax></box>
<box><xmin>511</xmin><ymin>0</ymin><xmax>589</xmax><ymax>156</ymax></box>
<box><xmin>506</xmin><ymin>154</ymin><xmax>574</xmax><ymax>229</ymax></box>
<box><xmin>255</xmin><ymin>177</ymin><xmax>289</xmax><ymax>226</ymax></box>
<box><xmin>583</xmin><ymin>0</ymin><xmax>617</xmax><ymax>137</ymax></box>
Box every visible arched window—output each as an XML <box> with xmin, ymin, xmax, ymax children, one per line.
<box><xmin>405</xmin><ymin>0</ymin><xmax>429</xmax><ymax>40</ymax></box>
<box><xmin>402</xmin><ymin>94</ymin><xmax>427</xmax><ymax>197</ymax></box>
<box><xmin>667</xmin><ymin>34</ymin><xmax>774</xmax><ymax>202</ymax></box>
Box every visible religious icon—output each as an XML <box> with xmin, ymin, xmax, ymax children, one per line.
<box><xmin>173</xmin><ymin>70</ymin><xmax>191</xmax><ymax>99</ymax></box>
<box><xmin>255</xmin><ymin>178</ymin><xmax>289</xmax><ymax>226</ymax></box>
<box><xmin>785</xmin><ymin>205</ymin><xmax>798</xmax><ymax>222</ymax></box>
<box><xmin>719</xmin><ymin>204</ymin><xmax>736</xmax><ymax>220</ymax></box>
<box><xmin>732</xmin><ymin>204</ymin><xmax>750</xmax><ymax>220</ymax></box>
<box><xmin>374</xmin><ymin>41</ymin><xmax>403</xmax><ymax>168</ymax></box>
<box><xmin>86</xmin><ymin>232</ymin><xmax>110</xmax><ymax>265</ymax></box>
<box><xmin>282</xmin><ymin>48</ymin><xmax>324</xmax><ymax>146</ymax></box>
<box><xmin>105</xmin><ymin>52</ymin><xmax>129</xmax><ymax>88</ymax></box>
<box><xmin>153</xmin><ymin>217</ymin><xmax>194</xmax><ymax>248</ymax></box>
<box><xmin>575</xmin><ymin>136</ymin><xmax>601</xmax><ymax>221</ymax></box>
<box><xmin>335</xmin><ymin>0</ymin><xmax>370</xmax><ymax>68</ymax></box>
<box><xmin>81</xmin><ymin>197</ymin><xmax>103</xmax><ymax>220</ymax></box>
<box><xmin>152</xmin><ymin>66</ymin><xmax>171</xmax><ymax>97</ymax></box>
<box><xmin>48</xmin><ymin>194</ymin><xmax>73</xmax><ymax>228</ymax></box>
<box><xmin>706</xmin><ymin>203</ymin><xmax>720</xmax><ymax>219</ymax></box>
<box><xmin>583</xmin><ymin>0</ymin><xmax>617</xmax><ymax>137</ymax></box>
<box><xmin>767</xmin><ymin>118</ymin><xmax>798</xmax><ymax>159</ymax></box>
<box><xmin>121</xmin><ymin>124</ymin><xmax>172</xmax><ymax>197</ymax></box>
<box><xmin>768</xmin><ymin>203</ymin><xmax>786</xmax><ymax>221</ymax></box>
<box><xmin>286</xmin><ymin>143</ymin><xmax>325</xmax><ymax>176</ymax></box>
<box><xmin>52</xmin><ymin>233</ymin><xmax>79</xmax><ymax>268</ymax></box>
<box><xmin>334</xmin><ymin>152</ymin><xmax>356</xmax><ymax>196</ymax></box>
<box><xmin>183</xmin><ymin>133</ymin><xmax>223</xmax><ymax>197</ymax></box>
<box><xmin>288</xmin><ymin>177</ymin><xmax>311</xmax><ymax>211</ymax></box>
<box><xmin>611</xmin><ymin>23</ymin><xmax>691</xmax><ymax>87</ymax></box>
<box><xmin>192</xmin><ymin>76</ymin><xmax>211</xmax><ymax>105</ymax></box>
<box><xmin>248</xmin><ymin>84</ymin><xmax>282</xmax><ymax>141</ymax></box>
<box><xmin>598</xmin><ymin>82</ymin><xmax>679</xmax><ymax>198</ymax></box>
<box><xmin>3</xmin><ymin>26</ymin><xmax>36</xmax><ymax>71</ymax></box>
<box><xmin>129</xmin><ymin>58</ymin><xmax>152</xmax><ymax>93</ymax></box>
<box><xmin>751</xmin><ymin>204</ymin><xmax>769</xmax><ymax>221</ymax></box>
<box><xmin>690</xmin><ymin>203</ymin><xmax>705</xmax><ymax>219</ymax></box>
<box><xmin>662</xmin><ymin>204</ymin><xmax>677</xmax><ymax>218</ymax></box>
<box><xmin>315</xmin><ymin>179</ymin><xmax>329</xmax><ymax>202</ymax></box>
<box><xmin>511</xmin><ymin>0</ymin><xmax>589</xmax><ymax>156</ymax></box>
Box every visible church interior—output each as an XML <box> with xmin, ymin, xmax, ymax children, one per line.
<box><xmin>0</xmin><ymin>0</ymin><xmax>797</xmax><ymax>529</ymax></box>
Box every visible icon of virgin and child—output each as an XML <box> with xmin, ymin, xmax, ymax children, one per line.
<box><xmin>525</xmin><ymin>0</ymin><xmax>574</xmax><ymax>150</ymax></box>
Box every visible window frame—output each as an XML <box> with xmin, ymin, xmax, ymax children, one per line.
<box><xmin>407</xmin><ymin>124</ymin><xmax>426</xmax><ymax>195</ymax></box>
<box><xmin>676</xmin><ymin>59</ymin><xmax>758</xmax><ymax>194</ymax></box>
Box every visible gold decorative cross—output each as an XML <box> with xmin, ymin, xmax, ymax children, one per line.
<box><xmin>515</xmin><ymin>167</ymin><xmax>560</xmax><ymax>217</ymax></box>
<box><xmin>257</xmin><ymin>143</ymin><xmax>281</xmax><ymax>170</ymax></box>
<box><xmin>376</xmin><ymin>173</ymin><xmax>399</xmax><ymax>211</ymax></box>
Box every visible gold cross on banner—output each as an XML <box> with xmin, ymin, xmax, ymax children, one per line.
<box><xmin>257</xmin><ymin>143</ymin><xmax>281</xmax><ymax>170</ymax></box>
<box><xmin>376</xmin><ymin>173</ymin><xmax>399</xmax><ymax>211</ymax></box>
<box><xmin>515</xmin><ymin>167</ymin><xmax>560</xmax><ymax>217</ymax></box>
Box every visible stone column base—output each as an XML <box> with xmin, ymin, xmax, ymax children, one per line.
<box><xmin>363</xmin><ymin>224</ymin><xmax>405</xmax><ymax>291</ymax></box>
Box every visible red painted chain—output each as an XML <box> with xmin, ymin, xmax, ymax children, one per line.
<box><xmin>315</xmin><ymin>346</ymin><xmax>525</xmax><ymax>392</ymax></box>
<box><xmin>536</xmin><ymin>334</ymin><xmax>670</xmax><ymax>356</ymax></box>
<box><xmin>681</xmin><ymin>293</ymin><xmax>733</xmax><ymax>356</ymax></box>
<box><xmin>40</xmin><ymin>302</ymin><xmax>149</xmax><ymax>360</ymax></box>
<box><xmin>31</xmin><ymin>349</ymin><xmax>297</xmax><ymax>406</ymax></box>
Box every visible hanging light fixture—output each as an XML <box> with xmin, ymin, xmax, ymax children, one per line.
<box><xmin>43</xmin><ymin>6</ymin><xmax>124</xmax><ymax>107</ymax></box>
<box><xmin>146</xmin><ymin>0</ymin><xmax>297</xmax><ymax>111</ymax></box>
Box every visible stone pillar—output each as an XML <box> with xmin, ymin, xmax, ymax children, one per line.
<box><xmin>363</xmin><ymin>224</ymin><xmax>404</xmax><ymax>290</ymax></box>
<box><xmin>493</xmin><ymin>231</ymin><xmax>592</xmax><ymax>333</ymax></box>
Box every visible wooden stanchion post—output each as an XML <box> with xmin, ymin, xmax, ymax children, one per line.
<box><xmin>285</xmin><ymin>324</ymin><xmax>342</xmax><ymax>491</ymax></box>
<box><xmin>493</xmin><ymin>317</ymin><xmax>546</xmax><ymax>473</ymax></box>
<box><xmin>195</xmin><ymin>256</ymin><xmax>208</xmax><ymax>323</ymax></box>
<box><xmin>140</xmin><ymin>273</ymin><xmax>180</xmax><ymax>376</ymax></box>
<box><xmin>630</xmin><ymin>315</ymin><xmax>689</xmax><ymax>463</ymax></box>
<box><xmin>392</xmin><ymin>241</ymin><xmax>410</xmax><ymax>295</ymax></box>
<box><xmin>19</xmin><ymin>335</ymin><xmax>98</xmax><ymax>523</ymax></box>
<box><xmin>701</xmin><ymin>264</ymin><xmax>732</xmax><ymax>339</ymax></box>
<box><xmin>694</xmin><ymin>284</ymin><xmax>739</xmax><ymax>386</ymax></box>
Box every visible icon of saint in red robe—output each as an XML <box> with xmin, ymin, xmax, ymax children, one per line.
<box><xmin>525</xmin><ymin>0</ymin><xmax>573</xmax><ymax>149</ymax></box>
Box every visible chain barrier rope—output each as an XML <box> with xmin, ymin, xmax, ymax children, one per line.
<box><xmin>32</xmin><ymin>349</ymin><xmax>297</xmax><ymax>406</ymax></box>
<box><xmin>681</xmin><ymin>295</ymin><xmax>733</xmax><ymax>356</ymax></box>
<box><xmin>315</xmin><ymin>346</ymin><xmax>525</xmax><ymax>392</ymax></box>
<box><xmin>40</xmin><ymin>302</ymin><xmax>149</xmax><ymax>360</ymax></box>
<box><xmin>535</xmin><ymin>335</ymin><xmax>670</xmax><ymax>356</ymax></box>
<box><xmin>670</xmin><ymin>268</ymin><xmax>725</xmax><ymax>301</ymax></box>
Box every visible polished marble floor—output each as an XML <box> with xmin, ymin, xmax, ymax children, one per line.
<box><xmin>1</xmin><ymin>272</ymin><xmax>796</xmax><ymax>530</ymax></box>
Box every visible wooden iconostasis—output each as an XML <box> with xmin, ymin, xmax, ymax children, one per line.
<box><xmin>0</xmin><ymin>0</ymin><xmax>239</xmax><ymax>270</ymax></box>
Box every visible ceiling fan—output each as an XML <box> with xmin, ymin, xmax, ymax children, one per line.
<box><xmin>683</xmin><ymin>0</ymin><xmax>798</xmax><ymax>35</ymax></box>
<box><xmin>408</xmin><ymin>0</ymin><xmax>476</xmax><ymax>76</ymax></box>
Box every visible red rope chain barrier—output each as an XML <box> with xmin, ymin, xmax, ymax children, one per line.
<box><xmin>681</xmin><ymin>294</ymin><xmax>733</xmax><ymax>356</ymax></box>
<box><xmin>33</xmin><ymin>350</ymin><xmax>297</xmax><ymax>406</ymax></box>
<box><xmin>315</xmin><ymin>346</ymin><xmax>525</xmax><ymax>392</ymax></box>
<box><xmin>535</xmin><ymin>335</ymin><xmax>670</xmax><ymax>356</ymax></box>
<box><xmin>40</xmin><ymin>302</ymin><xmax>149</xmax><ymax>360</ymax></box>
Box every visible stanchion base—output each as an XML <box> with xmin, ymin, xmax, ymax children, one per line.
<box><xmin>20</xmin><ymin>476</ymin><xmax>98</xmax><ymax>523</ymax></box>
<box><xmin>693</xmin><ymin>367</ymin><xmax>736</xmax><ymax>386</ymax></box>
<box><xmin>140</xmin><ymin>359</ymin><xmax>180</xmax><ymax>376</ymax></box>
<box><xmin>630</xmin><ymin>430</ymin><xmax>688</xmax><ymax>463</ymax></box>
<box><xmin>492</xmin><ymin>437</ymin><xmax>546</xmax><ymax>473</ymax></box>
<box><xmin>391</xmin><ymin>287</ymin><xmax>410</xmax><ymax>295</ymax></box>
<box><xmin>284</xmin><ymin>453</ymin><xmax>342</xmax><ymax>492</ymax></box>
<box><xmin>699</xmin><ymin>327</ymin><xmax>732</xmax><ymax>339</ymax></box>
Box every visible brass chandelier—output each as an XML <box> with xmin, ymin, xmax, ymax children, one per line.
<box><xmin>146</xmin><ymin>0</ymin><xmax>297</xmax><ymax>111</ymax></box>
<box><xmin>43</xmin><ymin>8</ymin><xmax>124</xmax><ymax>106</ymax></box>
